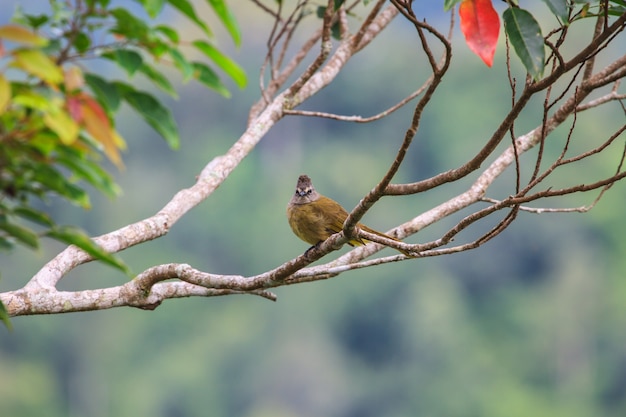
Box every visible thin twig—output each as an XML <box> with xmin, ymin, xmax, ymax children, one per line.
<box><xmin>283</xmin><ymin>81</ymin><xmax>429</xmax><ymax>122</ymax></box>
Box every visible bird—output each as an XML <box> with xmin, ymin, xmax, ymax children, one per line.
<box><xmin>286</xmin><ymin>174</ymin><xmax>412</xmax><ymax>256</ymax></box>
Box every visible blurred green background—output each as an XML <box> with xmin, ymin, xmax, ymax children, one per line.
<box><xmin>2</xmin><ymin>2</ymin><xmax>626</xmax><ymax>417</ymax></box>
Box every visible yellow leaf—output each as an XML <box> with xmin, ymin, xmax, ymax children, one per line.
<box><xmin>13</xmin><ymin>49</ymin><xmax>63</xmax><ymax>85</ymax></box>
<box><xmin>12</xmin><ymin>91</ymin><xmax>49</xmax><ymax>110</ymax></box>
<box><xmin>0</xmin><ymin>74</ymin><xmax>10</xmax><ymax>115</ymax></box>
<box><xmin>43</xmin><ymin>103</ymin><xmax>80</xmax><ymax>145</ymax></box>
<box><xmin>0</xmin><ymin>24</ymin><xmax>48</xmax><ymax>47</ymax></box>
<box><xmin>80</xmin><ymin>99</ymin><xmax>124</xmax><ymax>168</ymax></box>
<box><xmin>112</xmin><ymin>130</ymin><xmax>127</xmax><ymax>150</ymax></box>
<box><xmin>64</xmin><ymin>66</ymin><xmax>84</xmax><ymax>92</ymax></box>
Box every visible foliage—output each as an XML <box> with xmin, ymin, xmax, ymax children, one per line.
<box><xmin>0</xmin><ymin>0</ymin><xmax>623</xmax><ymax>316</ymax></box>
<box><xmin>0</xmin><ymin>1</ymin><xmax>625</xmax><ymax>415</ymax></box>
<box><xmin>0</xmin><ymin>0</ymin><xmax>244</xmax><ymax>270</ymax></box>
<box><xmin>455</xmin><ymin>0</ymin><xmax>626</xmax><ymax>78</ymax></box>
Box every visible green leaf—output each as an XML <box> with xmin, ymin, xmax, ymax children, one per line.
<box><xmin>168</xmin><ymin>47</ymin><xmax>194</xmax><ymax>82</ymax></box>
<box><xmin>606</xmin><ymin>1</ymin><xmax>626</xmax><ymax>17</ymax></box>
<box><xmin>0</xmin><ymin>217</ymin><xmax>39</xmax><ymax>249</ymax></box>
<box><xmin>503</xmin><ymin>7</ymin><xmax>545</xmax><ymax>80</ymax></box>
<box><xmin>315</xmin><ymin>0</ymin><xmax>344</xmax><ymax>15</ymax></box>
<box><xmin>84</xmin><ymin>73</ymin><xmax>121</xmax><ymax>112</ymax></box>
<box><xmin>116</xmin><ymin>83</ymin><xmax>180</xmax><ymax>149</ymax></box>
<box><xmin>42</xmin><ymin>38</ymin><xmax>62</xmax><ymax>55</ymax></box>
<box><xmin>29</xmin><ymin>132</ymin><xmax>58</xmax><ymax>156</ymax></box>
<box><xmin>0</xmin><ymin>300</ymin><xmax>12</xmax><ymax>331</ymax></box>
<box><xmin>139</xmin><ymin>37</ymin><xmax>169</xmax><ymax>59</ymax></box>
<box><xmin>86</xmin><ymin>0</ymin><xmax>111</xmax><ymax>6</ymax></box>
<box><xmin>192</xmin><ymin>40</ymin><xmax>247</xmax><ymax>88</ymax></box>
<box><xmin>56</xmin><ymin>152</ymin><xmax>122</xmax><ymax>198</ymax></box>
<box><xmin>443</xmin><ymin>0</ymin><xmax>463</xmax><ymax>12</ymax></box>
<box><xmin>191</xmin><ymin>61</ymin><xmax>230</xmax><ymax>97</ymax></box>
<box><xmin>109</xmin><ymin>8</ymin><xmax>150</xmax><ymax>41</ymax></box>
<box><xmin>102</xmin><ymin>49</ymin><xmax>144</xmax><ymax>76</ymax></box>
<box><xmin>137</xmin><ymin>63</ymin><xmax>178</xmax><ymax>98</ymax></box>
<box><xmin>0</xmin><ymin>236</ymin><xmax>14</xmax><ymax>251</ymax></box>
<box><xmin>331</xmin><ymin>21</ymin><xmax>341</xmax><ymax>40</ymax></box>
<box><xmin>23</xmin><ymin>14</ymin><xmax>50</xmax><ymax>29</ymax></box>
<box><xmin>206</xmin><ymin>0</ymin><xmax>241</xmax><ymax>46</ymax></box>
<box><xmin>74</xmin><ymin>31</ymin><xmax>92</xmax><ymax>54</ymax></box>
<box><xmin>167</xmin><ymin>0</ymin><xmax>213</xmax><ymax>38</ymax></box>
<box><xmin>139</xmin><ymin>0</ymin><xmax>166</xmax><ymax>18</ymax></box>
<box><xmin>32</xmin><ymin>165</ymin><xmax>91</xmax><ymax>208</ymax></box>
<box><xmin>540</xmin><ymin>0</ymin><xmax>570</xmax><ymax>24</ymax></box>
<box><xmin>154</xmin><ymin>25</ymin><xmax>179</xmax><ymax>43</ymax></box>
<box><xmin>13</xmin><ymin>206</ymin><xmax>54</xmax><ymax>227</ymax></box>
<box><xmin>45</xmin><ymin>225</ymin><xmax>131</xmax><ymax>275</ymax></box>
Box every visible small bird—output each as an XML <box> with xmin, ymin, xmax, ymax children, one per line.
<box><xmin>286</xmin><ymin>174</ymin><xmax>412</xmax><ymax>256</ymax></box>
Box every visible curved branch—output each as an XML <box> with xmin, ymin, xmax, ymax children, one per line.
<box><xmin>385</xmin><ymin>11</ymin><xmax>626</xmax><ymax>196</ymax></box>
<box><xmin>342</xmin><ymin>7</ymin><xmax>452</xmax><ymax>239</ymax></box>
<box><xmin>283</xmin><ymin>79</ymin><xmax>430</xmax><ymax>122</ymax></box>
<box><xmin>3</xmin><ymin>5</ymin><xmax>625</xmax><ymax>318</ymax></box>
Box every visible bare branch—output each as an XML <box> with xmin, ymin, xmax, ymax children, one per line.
<box><xmin>283</xmin><ymin>80</ymin><xmax>430</xmax><ymax>122</ymax></box>
<box><xmin>342</xmin><ymin>4</ymin><xmax>452</xmax><ymax>239</ymax></box>
<box><xmin>577</xmin><ymin>84</ymin><xmax>625</xmax><ymax>111</ymax></box>
<box><xmin>385</xmin><ymin>11</ymin><xmax>626</xmax><ymax>196</ymax></box>
<box><xmin>481</xmin><ymin>197</ymin><xmax>601</xmax><ymax>214</ymax></box>
<box><xmin>4</xmin><ymin>3</ymin><xmax>626</xmax><ymax>317</ymax></box>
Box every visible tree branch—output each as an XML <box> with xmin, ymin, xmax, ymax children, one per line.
<box><xmin>3</xmin><ymin>4</ymin><xmax>625</xmax><ymax>317</ymax></box>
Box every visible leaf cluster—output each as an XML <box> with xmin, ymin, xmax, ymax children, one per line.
<box><xmin>453</xmin><ymin>0</ymin><xmax>626</xmax><ymax>78</ymax></box>
<box><xmin>0</xmin><ymin>0</ymin><xmax>246</xmax><ymax>325</ymax></box>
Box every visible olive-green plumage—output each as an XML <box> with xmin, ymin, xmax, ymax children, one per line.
<box><xmin>287</xmin><ymin>175</ymin><xmax>411</xmax><ymax>256</ymax></box>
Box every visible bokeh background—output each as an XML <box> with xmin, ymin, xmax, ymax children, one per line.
<box><xmin>2</xmin><ymin>2</ymin><xmax>626</xmax><ymax>417</ymax></box>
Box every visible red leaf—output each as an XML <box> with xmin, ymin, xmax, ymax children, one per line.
<box><xmin>75</xmin><ymin>93</ymin><xmax>125</xmax><ymax>168</ymax></box>
<box><xmin>77</xmin><ymin>93</ymin><xmax>109</xmax><ymax>124</ymax></box>
<box><xmin>459</xmin><ymin>0</ymin><xmax>500</xmax><ymax>67</ymax></box>
<box><xmin>66</xmin><ymin>96</ymin><xmax>83</xmax><ymax>122</ymax></box>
